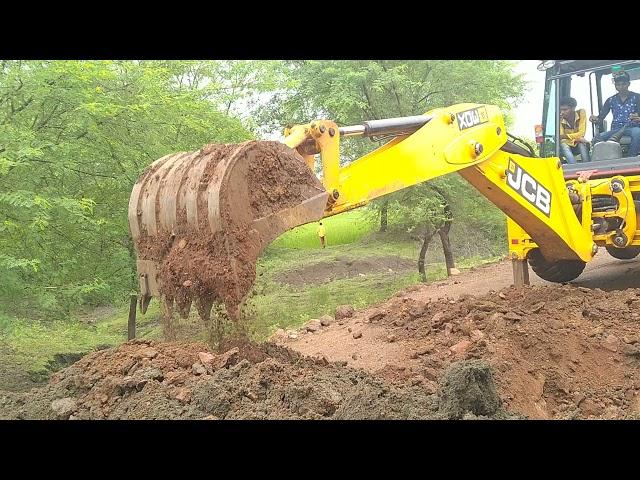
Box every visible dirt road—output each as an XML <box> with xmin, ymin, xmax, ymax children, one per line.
<box><xmin>405</xmin><ymin>249</ymin><xmax>640</xmax><ymax>304</ymax></box>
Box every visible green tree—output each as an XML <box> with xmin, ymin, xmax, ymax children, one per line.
<box><xmin>382</xmin><ymin>182</ymin><xmax>451</xmax><ymax>281</ymax></box>
<box><xmin>0</xmin><ymin>60</ymin><xmax>252</xmax><ymax>316</ymax></box>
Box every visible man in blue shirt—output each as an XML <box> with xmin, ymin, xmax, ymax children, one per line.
<box><xmin>590</xmin><ymin>72</ymin><xmax>640</xmax><ymax>156</ymax></box>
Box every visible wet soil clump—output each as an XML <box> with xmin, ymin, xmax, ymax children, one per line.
<box><xmin>132</xmin><ymin>141</ymin><xmax>325</xmax><ymax>326</ymax></box>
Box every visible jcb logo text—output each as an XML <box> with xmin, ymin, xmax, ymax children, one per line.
<box><xmin>506</xmin><ymin>160</ymin><xmax>552</xmax><ymax>216</ymax></box>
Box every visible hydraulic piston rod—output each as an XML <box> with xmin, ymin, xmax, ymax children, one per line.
<box><xmin>339</xmin><ymin>114</ymin><xmax>432</xmax><ymax>138</ymax></box>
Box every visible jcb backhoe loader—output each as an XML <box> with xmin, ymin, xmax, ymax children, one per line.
<box><xmin>129</xmin><ymin>60</ymin><xmax>640</xmax><ymax>318</ymax></box>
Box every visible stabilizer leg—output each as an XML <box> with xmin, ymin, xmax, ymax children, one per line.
<box><xmin>512</xmin><ymin>258</ymin><xmax>530</xmax><ymax>287</ymax></box>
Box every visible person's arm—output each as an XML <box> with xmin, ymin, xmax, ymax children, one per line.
<box><xmin>566</xmin><ymin>109</ymin><xmax>588</xmax><ymax>142</ymax></box>
<box><xmin>631</xmin><ymin>94</ymin><xmax>640</xmax><ymax>123</ymax></box>
<box><xmin>559</xmin><ymin>118</ymin><xmax>568</xmax><ymax>140</ymax></box>
<box><xmin>632</xmin><ymin>93</ymin><xmax>640</xmax><ymax>114</ymax></box>
<box><xmin>591</xmin><ymin>97</ymin><xmax>611</xmax><ymax>123</ymax></box>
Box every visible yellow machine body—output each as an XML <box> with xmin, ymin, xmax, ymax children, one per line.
<box><xmin>283</xmin><ymin>103</ymin><xmax>600</xmax><ymax>277</ymax></box>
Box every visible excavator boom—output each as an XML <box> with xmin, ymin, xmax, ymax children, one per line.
<box><xmin>293</xmin><ymin>103</ymin><xmax>595</xmax><ymax>263</ymax></box>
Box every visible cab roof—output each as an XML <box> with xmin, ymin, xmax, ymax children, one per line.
<box><xmin>554</xmin><ymin>60</ymin><xmax>631</xmax><ymax>74</ymax></box>
<box><xmin>543</xmin><ymin>60</ymin><xmax>640</xmax><ymax>78</ymax></box>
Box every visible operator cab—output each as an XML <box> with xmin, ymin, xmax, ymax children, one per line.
<box><xmin>537</xmin><ymin>60</ymin><xmax>640</xmax><ymax>180</ymax></box>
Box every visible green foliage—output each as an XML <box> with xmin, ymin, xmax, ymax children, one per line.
<box><xmin>257</xmin><ymin>60</ymin><xmax>526</xmax><ymax>159</ymax></box>
<box><xmin>270</xmin><ymin>60</ymin><xmax>525</xmax><ymax>121</ymax></box>
<box><xmin>0</xmin><ymin>60</ymin><xmax>528</xmax><ymax>387</ymax></box>
<box><xmin>247</xmin><ymin>271</ymin><xmax>421</xmax><ymax>340</ymax></box>
<box><xmin>0</xmin><ymin>60</ymin><xmax>253</xmax><ymax>317</ymax></box>
<box><xmin>0</xmin><ymin>59</ymin><xmax>527</xmax><ymax>320</ymax></box>
<box><xmin>0</xmin><ymin>303</ymin><xmax>161</xmax><ymax>375</ymax></box>
<box><xmin>380</xmin><ymin>183</ymin><xmax>449</xmax><ymax>236</ymax></box>
<box><xmin>253</xmin><ymin>60</ymin><xmax>527</xmax><ymax>243</ymax></box>
<box><xmin>250</xmin><ymin>234</ymin><xmax>504</xmax><ymax>340</ymax></box>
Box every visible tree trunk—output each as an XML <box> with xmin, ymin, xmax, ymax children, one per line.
<box><xmin>418</xmin><ymin>228</ymin><xmax>436</xmax><ymax>282</ymax></box>
<box><xmin>438</xmin><ymin>204</ymin><xmax>455</xmax><ymax>276</ymax></box>
<box><xmin>379</xmin><ymin>200</ymin><xmax>388</xmax><ymax>232</ymax></box>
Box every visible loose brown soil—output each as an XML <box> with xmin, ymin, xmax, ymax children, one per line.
<box><xmin>6</xmin><ymin>255</ymin><xmax>640</xmax><ymax>420</ymax></box>
<box><xmin>277</xmin><ymin>255</ymin><xmax>415</xmax><ymax>287</ymax></box>
<box><xmin>0</xmin><ymin>339</ymin><xmax>515</xmax><ymax>420</ymax></box>
<box><xmin>280</xmin><ymin>283</ymin><xmax>640</xmax><ymax>419</ymax></box>
<box><xmin>133</xmin><ymin>141</ymin><xmax>324</xmax><ymax>321</ymax></box>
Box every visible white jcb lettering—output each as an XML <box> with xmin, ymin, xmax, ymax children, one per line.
<box><xmin>521</xmin><ymin>173</ymin><xmax>537</xmax><ymax>202</ymax></box>
<box><xmin>506</xmin><ymin>161</ymin><xmax>552</xmax><ymax>216</ymax></box>
<box><xmin>535</xmin><ymin>188</ymin><xmax>551</xmax><ymax>215</ymax></box>
<box><xmin>506</xmin><ymin>166</ymin><xmax>521</xmax><ymax>190</ymax></box>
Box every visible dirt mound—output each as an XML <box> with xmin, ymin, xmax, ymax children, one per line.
<box><xmin>333</xmin><ymin>284</ymin><xmax>640</xmax><ymax>419</ymax></box>
<box><xmin>277</xmin><ymin>256</ymin><xmax>415</xmax><ymax>287</ymax></box>
<box><xmin>8</xmin><ymin>276</ymin><xmax>640</xmax><ymax>420</ymax></box>
<box><xmin>132</xmin><ymin>141</ymin><xmax>325</xmax><ymax>320</ymax></box>
<box><xmin>0</xmin><ymin>339</ymin><xmax>522</xmax><ymax>420</ymax></box>
<box><xmin>436</xmin><ymin>360</ymin><xmax>516</xmax><ymax>419</ymax></box>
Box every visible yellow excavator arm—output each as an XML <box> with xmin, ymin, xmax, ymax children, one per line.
<box><xmin>285</xmin><ymin>103</ymin><xmax>596</xmax><ymax>265</ymax></box>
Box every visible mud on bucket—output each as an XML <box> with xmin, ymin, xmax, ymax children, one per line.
<box><xmin>128</xmin><ymin>140</ymin><xmax>329</xmax><ymax>318</ymax></box>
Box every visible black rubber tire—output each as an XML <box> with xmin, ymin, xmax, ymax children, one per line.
<box><xmin>527</xmin><ymin>249</ymin><xmax>586</xmax><ymax>283</ymax></box>
<box><xmin>605</xmin><ymin>245</ymin><xmax>640</xmax><ymax>260</ymax></box>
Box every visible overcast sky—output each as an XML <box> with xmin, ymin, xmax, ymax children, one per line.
<box><xmin>510</xmin><ymin>60</ymin><xmax>546</xmax><ymax>139</ymax></box>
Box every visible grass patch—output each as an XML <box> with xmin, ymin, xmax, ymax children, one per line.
<box><xmin>248</xmin><ymin>241</ymin><xmax>504</xmax><ymax>341</ymax></box>
<box><xmin>0</xmin><ymin>302</ymin><xmax>161</xmax><ymax>375</ymax></box>
<box><xmin>268</xmin><ymin>209</ymin><xmax>375</xmax><ymax>250</ymax></box>
<box><xmin>246</xmin><ymin>270</ymin><xmax>424</xmax><ymax>341</ymax></box>
<box><xmin>260</xmin><ymin>231</ymin><xmax>418</xmax><ymax>276</ymax></box>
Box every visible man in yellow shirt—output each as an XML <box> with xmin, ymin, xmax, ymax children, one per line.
<box><xmin>317</xmin><ymin>222</ymin><xmax>326</xmax><ymax>248</ymax></box>
<box><xmin>559</xmin><ymin>97</ymin><xmax>590</xmax><ymax>164</ymax></box>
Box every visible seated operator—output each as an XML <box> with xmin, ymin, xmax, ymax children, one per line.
<box><xmin>559</xmin><ymin>96</ymin><xmax>590</xmax><ymax>164</ymax></box>
<box><xmin>589</xmin><ymin>71</ymin><xmax>640</xmax><ymax>157</ymax></box>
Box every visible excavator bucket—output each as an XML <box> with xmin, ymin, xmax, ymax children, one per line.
<box><xmin>128</xmin><ymin>140</ymin><xmax>328</xmax><ymax>317</ymax></box>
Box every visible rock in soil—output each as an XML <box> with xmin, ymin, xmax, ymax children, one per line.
<box><xmin>50</xmin><ymin>398</ymin><xmax>77</xmax><ymax>419</ymax></box>
<box><xmin>320</xmin><ymin>315</ymin><xmax>334</xmax><ymax>327</ymax></box>
<box><xmin>436</xmin><ymin>361</ymin><xmax>518</xmax><ymax>420</ymax></box>
<box><xmin>269</xmin><ymin>329</ymin><xmax>288</xmax><ymax>342</ymax></box>
<box><xmin>603</xmin><ymin>334</ymin><xmax>619</xmax><ymax>352</ymax></box>
<box><xmin>305</xmin><ymin>319</ymin><xmax>322</xmax><ymax>333</ymax></box>
<box><xmin>198</xmin><ymin>352</ymin><xmax>215</xmax><ymax>365</ymax></box>
<box><xmin>285</xmin><ymin>284</ymin><xmax>640</xmax><ymax>420</ymax></box>
<box><xmin>7</xmin><ymin>284</ymin><xmax>640</xmax><ymax>421</ymax></box>
<box><xmin>335</xmin><ymin>305</ymin><xmax>355</xmax><ymax>320</ymax></box>
<box><xmin>450</xmin><ymin>340</ymin><xmax>472</xmax><ymax>357</ymax></box>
